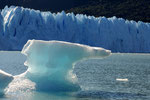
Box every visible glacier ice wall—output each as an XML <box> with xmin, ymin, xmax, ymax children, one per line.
<box><xmin>0</xmin><ymin>6</ymin><xmax>150</xmax><ymax>52</ymax></box>
<box><xmin>21</xmin><ymin>40</ymin><xmax>110</xmax><ymax>91</ymax></box>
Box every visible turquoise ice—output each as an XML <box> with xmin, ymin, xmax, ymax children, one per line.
<box><xmin>21</xmin><ymin>40</ymin><xmax>111</xmax><ymax>92</ymax></box>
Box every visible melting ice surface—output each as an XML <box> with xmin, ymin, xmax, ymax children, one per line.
<box><xmin>21</xmin><ymin>40</ymin><xmax>111</xmax><ymax>92</ymax></box>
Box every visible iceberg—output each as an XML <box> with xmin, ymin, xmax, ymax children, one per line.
<box><xmin>21</xmin><ymin>40</ymin><xmax>111</xmax><ymax>92</ymax></box>
<box><xmin>0</xmin><ymin>70</ymin><xmax>13</xmax><ymax>95</ymax></box>
<box><xmin>0</xmin><ymin>6</ymin><xmax>150</xmax><ymax>52</ymax></box>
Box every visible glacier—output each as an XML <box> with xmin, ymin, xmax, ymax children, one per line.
<box><xmin>0</xmin><ymin>6</ymin><xmax>150</xmax><ymax>52</ymax></box>
<box><xmin>21</xmin><ymin>40</ymin><xmax>110</xmax><ymax>92</ymax></box>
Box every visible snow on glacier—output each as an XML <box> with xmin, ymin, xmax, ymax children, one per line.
<box><xmin>21</xmin><ymin>40</ymin><xmax>111</xmax><ymax>91</ymax></box>
<box><xmin>0</xmin><ymin>6</ymin><xmax>150</xmax><ymax>52</ymax></box>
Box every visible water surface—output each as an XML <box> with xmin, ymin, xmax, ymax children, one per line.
<box><xmin>0</xmin><ymin>52</ymin><xmax>149</xmax><ymax>100</ymax></box>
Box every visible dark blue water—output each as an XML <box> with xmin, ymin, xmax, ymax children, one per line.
<box><xmin>0</xmin><ymin>52</ymin><xmax>149</xmax><ymax>100</ymax></box>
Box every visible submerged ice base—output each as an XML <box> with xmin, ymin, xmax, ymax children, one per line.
<box><xmin>21</xmin><ymin>40</ymin><xmax>111</xmax><ymax>92</ymax></box>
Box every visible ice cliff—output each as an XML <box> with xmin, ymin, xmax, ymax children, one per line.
<box><xmin>0</xmin><ymin>6</ymin><xmax>150</xmax><ymax>52</ymax></box>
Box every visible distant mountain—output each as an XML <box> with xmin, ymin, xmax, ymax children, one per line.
<box><xmin>0</xmin><ymin>0</ymin><xmax>150</xmax><ymax>22</ymax></box>
<box><xmin>67</xmin><ymin>0</ymin><xmax>150</xmax><ymax>23</ymax></box>
<box><xmin>0</xmin><ymin>0</ymin><xmax>74</xmax><ymax>12</ymax></box>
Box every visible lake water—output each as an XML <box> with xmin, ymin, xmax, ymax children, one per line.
<box><xmin>0</xmin><ymin>52</ymin><xmax>149</xmax><ymax>100</ymax></box>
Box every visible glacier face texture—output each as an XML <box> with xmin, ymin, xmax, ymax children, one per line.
<box><xmin>0</xmin><ymin>6</ymin><xmax>150</xmax><ymax>52</ymax></box>
<box><xmin>21</xmin><ymin>40</ymin><xmax>110</xmax><ymax>91</ymax></box>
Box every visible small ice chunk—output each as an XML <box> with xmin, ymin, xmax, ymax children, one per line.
<box><xmin>116</xmin><ymin>78</ymin><xmax>128</xmax><ymax>82</ymax></box>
